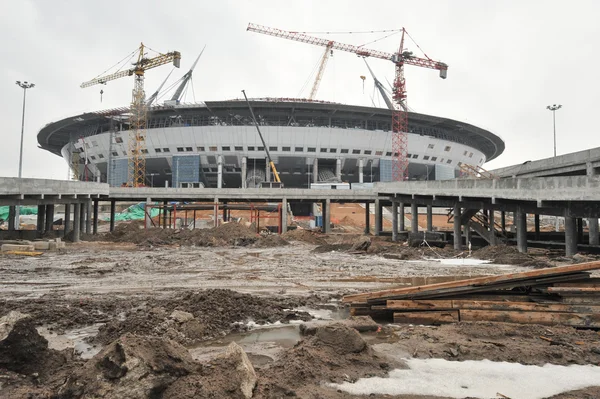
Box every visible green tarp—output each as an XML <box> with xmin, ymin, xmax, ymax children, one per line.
<box><xmin>0</xmin><ymin>206</ymin><xmax>38</xmax><ymax>221</ymax></box>
<box><xmin>105</xmin><ymin>203</ymin><xmax>160</xmax><ymax>222</ymax></box>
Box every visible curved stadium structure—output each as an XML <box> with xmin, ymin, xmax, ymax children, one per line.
<box><xmin>37</xmin><ymin>98</ymin><xmax>504</xmax><ymax>188</ymax></box>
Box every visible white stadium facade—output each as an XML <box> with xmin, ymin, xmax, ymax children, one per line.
<box><xmin>37</xmin><ymin>98</ymin><xmax>504</xmax><ymax>191</ymax></box>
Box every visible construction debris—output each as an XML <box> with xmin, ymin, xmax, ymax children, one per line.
<box><xmin>345</xmin><ymin>261</ymin><xmax>600</xmax><ymax>328</ymax></box>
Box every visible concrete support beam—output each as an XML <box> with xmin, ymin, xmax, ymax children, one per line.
<box><xmin>79</xmin><ymin>202</ymin><xmax>86</xmax><ymax>234</ymax></box>
<box><xmin>64</xmin><ymin>204</ymin><xmax>71</xmax><ymax>237</ymax></box>
<box><xmin>426</xmin><ymin>205</ymin><xmax>433</xmax><ymax>232</ymax></box>
<box><xmin>281</xmin><ymin>197</ymin><xmax>288</xmax><ymax>234</ymax></box>
<box><xmin>534</xmin><ymin>214</ymin><xmax>540</xmax><ymax>241</ymax></box>
<box><xmin>464</xmin><ymin>222</ymin><xmax>472</xmax><ymax>248</ymax></box>
<box><xmin>322</xmin><ymin>199</ymin><xmax>331</xmax><ymax>234</ymax></box>
<box><xmin>358</xmin><ymin>159</ymin><xmax>364</xmax><ymax>184</ymax></box>
<box><xmin>335</xmin><ymin>158</ymin><xmax>341</xmax><ymax>181</ymax></box>
<box><xmin>500</xmin><ymin>211</ymin><xmax>506</xmax><ymax>233</ymax></box>
<box><xmin>8</xmin><ymin>206</ymin><xmax>16</xmax><ymax>231</ymax></box>
<box><xmin>364</xmin><ymin>202</ymin><xmax>370</xmax><ymax>234</ymax></box>
<box><xmin>489</xmin><ymin>209</ymin><xmax>497</xmax><ymax>245</ymax></box>
<box><xmin>73</xmin><ymin>203</ymin><xmax>81</xmax><ymax>243</ymax></box>
<box><xmin>85</xmin><ymin>201</ymin><xmax>92</xmax><ymax>235</ymax></box>
<box><xmin>313</xmin><ymin>158</ymin><xmax>318</xmax><ymax>184</ymax></box>
<box><xmin>588</xmin><ymin>218</ymin><xmax>599</xmax><ymax>246</ymax></box>
<box><xmin>577</xmin><ymin>218</ymin><xmax>584</xmax><ymax>244</ymax></box>
<box><xmin>374</xmin><ymin>199</ymin><xmax>382</xmax><ymax>236</ymax></box>
<box><xmin>93</xmin><ymin>200</ymin><xmax>99</xmax><ymax>235</ymax></box>
<box><xmin>411</xmin><ymin>203</ymin><xmax>418</xmax><ymax>234</ymax></box>
<box><xmin>453</xmin><ymin>204</ymin><xmax>462</xmax><ymax>250</ymax></box>
<box><xmin>399</xmin><ymin>203</ymin><xmax>405</xmax><ymax>232</ymax></box>
<box><xmin>392</xmin><ymin>200</ymin><xmax>398</xmax><ymax>242</ymax></box>
<box><xmin>36</xmin><ymin>205</ymin><xmax>45</xmax><ymax>233</ymax></box>
<box><xmin>217</xmin><ymin>155</ymin><xmax>223</xmax><ymax>189</ymax></box>
<box><xmin>146</xmin><ymin>197</ymin><xmax>153</xmax><ymax>229</ymax></box>
<box><xmin>162</xmin><ymin>201</ymin><xmax>168</xmax><ymax>229</ymax></box>
<box><xmin>45</xmin><ymin>204</ymin><xmax>55</xmax><ymax>233</ymax></box>
<box><xmin>516</xmin><ymin>207</ymin><xmax>528</xmax><ymax>253</ymax></box>
<box><xmin>565</xmin><ymin>214</ymin><xmax>577</xmax><ymax>257</ymax></box>
<box><xmin>109</xmin><ymin>200</ymin><xmax>116</xmax><ymax>232</ymax></box>
<box><xmin>241</xmin><ymin>157</ymin><xmax>247</xmax><ymax>189</ymax></box>
<box><xmin>265</xmin><ymin>157</ymin><xmax>271</xmax><ymax>183</ymax></box>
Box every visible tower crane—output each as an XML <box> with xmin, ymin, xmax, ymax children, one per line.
<box><xmin>247</xmin><ymin>23</ymin><xmax>447</xmax><ymax>181</ymax></box>
<box><xmin>81</xmin><ymin>43</ymin><xmax>181</xmax><ymax>187</ymax></box>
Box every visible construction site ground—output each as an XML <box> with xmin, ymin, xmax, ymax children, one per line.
<box><xmin>1</xmin><ymin>218</ymin><xmax>600</xmax><ymax>398</ymax></box>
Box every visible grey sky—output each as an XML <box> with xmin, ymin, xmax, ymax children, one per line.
<box><xmin>1</xmin><ymin>0</ymin><xmax>598</xmax><ymax>179</ymax></box>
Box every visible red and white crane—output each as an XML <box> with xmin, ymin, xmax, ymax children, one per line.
<box><xmin>247</xmin><ymin>23</ymin><xmax>448</xmax><ymax>181</ymax></box>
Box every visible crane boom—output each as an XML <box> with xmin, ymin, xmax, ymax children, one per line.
<box><xmin>363</xmin><ymin>58</ymin><xmax>394</xmax><ymax>111</ymax></box>
<box><xmin>309</xmin><ymin>44</ymin><xmax>333</xmax><ymax>100</ymax></box>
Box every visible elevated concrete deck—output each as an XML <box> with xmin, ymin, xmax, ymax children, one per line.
<box><xmin>0</xmin><ymin>178</ymin><xmax>108</xmax><ymax>206</ymax></box>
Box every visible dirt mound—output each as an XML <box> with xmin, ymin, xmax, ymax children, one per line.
<box><xmin>282</xmin><ymin>228</ymin><xmax>326</xmax><ymax>245</ymax></box>
<box><xmin>255</xmin><ymin>323</ymin><xmax>395</xmax><ymax>398</ymax></box>
<box><xmin>473</xmin><ymin>245</ymin><xmax>552</xmax><ymax>267</ymax></box>
<box><xmin>252</xmin><ymin>234</ymin><xmax>290</xmax><ymax>248</ymax></box>
<box><xmin>311</xmin><ymin>243</ymin><xmax>353</xmax><ymax>253</ymax></box>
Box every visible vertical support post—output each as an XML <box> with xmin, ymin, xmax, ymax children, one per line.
<box><xmin>109</xmin><ymin>200</ymin><xmax>116</xmax><ymax>232</ymax></box>
<box><xmin>392</xmin><ymin>200</ymin><xmax>398</xmax><ymax>242</ymax></box>
<box><xmin>265</xmin><ymin>158</ymin><xmax>271</xmax><ymax>183</ymax></box>
<box><xmin>281</xmin><ymin>197</ymin><xmax>288</xmax><ymax>234</ymax></box>
<box><xmin>36</xmin><ymin>205</ymin><xmax>45</xmax><ymax>233</ymax></box>
<box><xmin>312</xmin><ymin>158</ymin><xmax>318</xmax><ymax>184</ymax></box>
<box><xmin>335</xmin><ymin>158</ymin><xmax>341</xmax><ymax>181</ymax></box>
<box><xmin>214</xmin><ymin>202</ymin><xmax>218</xmax><ymax>227</ymax></box>
<box><xmin>241</xmin><ymin>156</ymin><xmax>247</xmax><ymax>189</ymax></box>
<box><xmin>453</xmin><ymin>203</ymin><xmax>462</xmax><ymax>250</ymax></box>
<box><xmin>45</xmin><ymin>204</ymin><xmax>55</xmax><ymax>233</ymax></box>
<box><xmin>222</xmin><ymin>201</ymin><xmax>228</xmax><ymax>222</ymax></box>
<box><xmin>588</xmin><ymin>218</ymin><xmax>599</xmax><ymax>246</ymax></box>
<box><xmin>464</xmin><ymin>221</ymin><xmax>472</xmax><ymax>248</ymax></box>
<box><xmin>93</xmin><ymin>200</ymin><xmax>99</xmax><ymax>235</ymax></box>
<box><xmin>426</xmin><ymin>205</ymin><xmax>433</xmax><ymax>232</ymax></box>
<box><xmin>564</xmin><ymin>213</ymin><xmax>577</xmax><ymax>257</ymax></box>
<box><xmin>145</xmin><ymin>197</ymin><xmax>152</xmax><ymax>229</ymax></box>
<box><xmin>193</xmin><ymin>210</ymin><xmax>197</xmax><ymax>229</ymax></box>
<box><xmin>217</xmin><ymin>155</ymin><xmax>223</xmax><ymax>189</ymax></box>
<box><xmin>8</xmin><ymin>206</ymin><xmax>16</xmax><ymax>231</ymax></box>
<box><xmin>411</xmin><ymin>203</ymin><xmax>418</xmax><ymax>234</ymax></box>
<box><xmin>323</xmin><ymin>198</ymin><xmax>331</xmax><ymax>234</ymax></box>
<box><xmin>374</xmin><ymin>198</ymin><xmax>381</xmax><ymax>236</ymax></box>
<box><xmin>162</xmin><ymin>201</ymin><xmax>167</xmax><ymax>229</ymax></box>
<box><xmin>577</xmin><ymin>218</ymin><xmax>584</xmax><ymax>244</ymax></box>
<box><xmin>85</xmin><ymin>200</ymin><xmax>92</xmax><ymax>235</ymax></box>
<box><xmin>534</xmin><ymin>214</ymin><xmax>540</xmax><ymax>241</ymax></box>
<box><xmin>516</xmin><ymin>206</ymin><xmax>528</xmax><ymax>253</ymax></box>
<box><xmin>399</xmin><ymin>203</ymin><xmax>405</xmax><ymax>232</ymax></box>
<box><xmin>358</xmin><ymin>158</ymin><xmax>364</xmax><ymax>183</ymax></box>
<box><xmin>364</xmin><ymin>201</ymin><xmax>370</xmax><ymax>234</ymax></box>
<box><xmin>72</xmin><ymin>203</ymin><xmax>81</xmax><ymax>243</ymax></box>
<box><xmin>489</xmin><ymin>209</ymin><xmax>497</xmax><ymax>245</ymax></box>
<box><xmin>500</xmin><ymin>211</ymin><xmax>506</xmax><ymax>234</ymax></box>
<box><xmin>64</xmin><ymin>203</ymin><xmax>71</xmax><ymax>237</ymax></box>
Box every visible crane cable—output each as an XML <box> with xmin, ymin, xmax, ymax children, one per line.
<box><xmin>89</xmin><ymin>48</ymin><xmax>138</xmax><ymax>80</ymax></box>
<box><xmin>357</xmin><ymin>30</ymin><xmax>401</xmax><ymax>48</ymax></box>
<box><xmin>296</xmin><ymin>28</ymin><xmax>402</xmax><ymax>35</ymax></box>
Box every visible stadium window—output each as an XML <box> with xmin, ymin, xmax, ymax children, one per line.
<box><xmin>163</xmin><ymin>148</ymin><xmax>170</xmax><ymax>152</ymax></box>
<box><xmin>90</xmin><ymin>156</ymin><xmax>96</xmax><ymax>160</ymax></box>
<box><xmin>115</xmin><ymin>137</ymin><xmax>123</xmax><ymax>143</ymax></box>
<box><xmin>469</xmin><ymin>152</ymin><xmax>473</xmax><ymax>157</ymax></box>
<box><xmin>141</xmin><ymin>149</ymin><xmax>148</xmax><ymax>154</ymax></box>
<box><xmin>258</xmin><ymin>146</ymin><xmax>264</xmax><ymax>151</ymax></box>
<box><xmin>307</xmin><ymin>147</ymin><xmax>316</xmax><ymax>152</ymax></box>
<box><xmin>428</xmin><ymin>144</ymin><xmax>434</xmax><ymax>149</ymax></box>
<box><xmin>440</xmin><ymin>158</ymin><xmax>444</xmax><ymax>162</ymax></box>
<box><xmin>209</xmin><ymin>146</ymin><xmax>217</xmax><ymax>151</ymax></box>
<box><xmin>202</xmin><ymin>168</ymin><xmax>210</xmax><ymax>172</ymax></box>
<box><xmin>98</xmin><ymin>154</ymin><xmax>104</xmax><ymax>159</ymax></box>
<box><xmin>412</xmin><ymin>154</ymin><xmax>418</xmax><ymax>159</ymax></box>
<box><xmin>222</xmin><ymin>146</ymin><xmax>231</xmax><ymax>151</ymax></box>
<box><xmin>112</xmin><ymin>151</ymin><xmax>118</xmax><ymax>156</ymax></box>
<box><xmin>295</xmin><ymin>147</ymin><xmax>303</xmax><ymax>152</ymax></box>
<box><xmin>282</xmin><ymin>146</ymin><xmax>291</xmax><ymax>152</ymax></box>
<box><xmin>352</xmin><ymin>149</ymin><xmax>361</xmax><ymax>154</ymax></box>
<box><xmin>431</xmin><ymin>156</ymin><xmax>437</xmax><ymax>161</ymax></box>
<box><xmin>329</xmin><ymin>148</ymin><xmax>337</xmax><ymax>153</ymax></box>
<box><xmin>248</xmin><ymin>146</ymin><xmax>255</xmax><ymax>151</ymax></box>
<box><xmin>393</xmin><ymin>152</ymin><xmax>399</xmax><ymax>157</ymax></box>
<box><xmin>423</xmin><ymin>155</ymin><xmax>430</xmax><ymax>160</ymax></box>
<box><xmin>375</xmin><ymin>151</ymin><xmax>383</xmax><ymax>156</ymax></box>
<box><xmin>235</xmin><ymin>146</ymin><xmax>243</xmax><ymax>151</ymax></box>
<box><xmin>444</xmin><ymin>146</ymin><xmax>451</xmax><ymax>152</ymax></box>
<box><xmin>269</xmin><ymin>146</ymin><xmax>278</xmax><ymax>151</ymax></box>
<box><xmin>155</xmin><ymin>148</ymin><xmax>162</xmax><ymax>153</ymax></box>
<box><xmin>122</xmin><ymin>151</ymin><xmax>127</xmax><ymax>156</ymax></box>
<box><xmin>447</xmin><ymin>159</ymin><xmax>452</xmax><ymax>164</ymax></box>
<box><xmin>364</xmin><ymin>150</ymin><xmax>372</xmax><ymax>155</ymax></box>
<box><xmin>407</xmin><ymin>153</ymin><xmax>412</xmax><ymax>157</ymax></box>
<box><xmin>185</xmin><ymin>147</ymin><xmax>193</xmax><ymax>152</ymax></box>
<box><xmin>463</xmin><ymin>150</ymin><xmax>468</xmax><ymax>156</ymax></box>
<box><xmin>385</xmin><ymin>152</ymin><xmax>392</xmax><ymax>156</ymax></box>
<box><xmin>320</xmin><ymin>148</ymin><xmax>327</xmax><ymax>153</ymax></box>
<box><xmin>177</xmin><ymin>147</ymin><xmax>184</xmax><ymax>152</ymax></box>
<box><xmin>197</xmin><ymin>146</ymin><xmax>205</xmax><ymax>151</ymax></box>
<box><xmin>341</xmin><ymin>149</ymin><xmax>349</xmax><ymax>154</ymax></box>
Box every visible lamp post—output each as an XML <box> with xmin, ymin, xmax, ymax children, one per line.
<box><xmin>15</xmin><ymin>81</ymin><xmax>35</xmax><ymax>230</ymax></box>
<box><xmin>148</xmin><ymin>173</ymin><xmax>158</xmax><ymax>187</ymax></box>
<box><xmin>546</xmin><ymin>104</ymin><xmax>562</xmax><ymax>157</ymax></box>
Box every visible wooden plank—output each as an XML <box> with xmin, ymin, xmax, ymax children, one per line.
<box><xmin>560</xmin><ymin>296</ymin><xmax>600</xmax><ymax>305</ymax></box>
<box><xmin>342</xmin><ymin>263</ymin><xmax>597</xmax><ymax>303</ymax></box>
<box><xmin>554</xmin><ymin>278</ymin><xmax>600</xmax><ymax>288</ymax></box>
<box><xmin>385</xmin><ymin>299</ymin><xmax>600</xmax><ymax>314</ymax></box>
<box><xmin>460</xmin><ymin>309</ymin><xmax>600</xmax><ymax>328</ymax></box>
<box><xmin>393</xmin><ymin>310</ymin><xmax>459</xmax><ymax>325</ymax></box>
<box><xmin>548</xmin><ymin>287</ymin><xmax>600</xmax><ymax>294</ymax></box>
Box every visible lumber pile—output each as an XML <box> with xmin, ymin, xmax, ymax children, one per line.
<box><xmin>343</xmin><ymin>261</ymin><xmax>600</xmax><ymax>328</ymax></box>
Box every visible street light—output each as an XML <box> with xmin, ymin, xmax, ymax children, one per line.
<box><xmin>148</xmin><ymin>173</ymin><xmax>158</xmax><ymax>187</ymax></box>
<box><xmin>15</xmin><ymin>81</ymin><xmax>35</xmax><ymax>230</ymax></box>
<box><xmin>546</xmin><ymin>104</ymin><xmax>562</xmax><ymax>157</ymax></box>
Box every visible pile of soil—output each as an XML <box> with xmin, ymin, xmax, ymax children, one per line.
<box><xmin>473</xmin><ymin>245</ymin><xmax>552</xmax><ymax>267</ymax></box>
<box><xmin>252</xmin><ymin>234</ymin><xmax>290</xmax><ymax>248</ymax></box>
<box><xmin>282</xmin><ymin>228</ymin><xmax>326</xmax><ymax>245</ymax></box>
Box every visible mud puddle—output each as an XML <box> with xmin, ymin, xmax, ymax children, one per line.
<box><xmin>38</xmin><ymin>323</ymin><xmax>103</xmax><ymax>359</ymax></box>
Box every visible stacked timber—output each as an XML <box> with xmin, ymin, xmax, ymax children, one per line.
<box><xmin>343</xmin><ymin>262</ymin><xmax>600</xmax><ymax>328</ymax></box>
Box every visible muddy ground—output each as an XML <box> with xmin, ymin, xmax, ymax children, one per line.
<box><xmin>1</xmin><ymin>224</ymin><xmax>600</xmax><ymax>398</ymax></box>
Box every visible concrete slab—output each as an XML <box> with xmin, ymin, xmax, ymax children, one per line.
<box><xmin>1</xmin><ymin>244</ymin><xmax>35</xmax><ymax>252</ymax></box>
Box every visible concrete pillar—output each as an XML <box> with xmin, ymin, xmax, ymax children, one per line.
<box><xmin>577</xmin><ymin>218</ymin><xmax>584</xmax><ymax>244</ymax></box>
<box><xmin>8</xmin><ymin>206</ymin><xmax>16</xmax><ymax>231</ymax></box>
<box><xmin>64</xmin><ymin>204</ymin><xmax>71</xmax><ymax>237</ymax></box>
<box><xmin>453</xmin><ymin>204</ymin><xmax>462</xmax><ymax>250</ymax></box>
<box><xmin>281</xmin><ymin>197</ymin><xmax>288</xmax><ymax>234</ymax></box>
<box><xmin>489</xmin><ymin>209</ymin><xmax>497</xmax><ymax>245</ymax></box>
<box><xmin>358</xmin><ymin>159</ymin><xmax>364</xmax><ymax>183</ymax></box>
<box><xmin>374</xmin><ymin>198</ymin><xmax>382</xmax><ymax>236</ymax></box>
<box><xmin>241</xmin><ymin>156</ymin><xmax>247</xmax><ymax>189</ymax></box>
<box><xmin>265</xmin><ymin>157</ymin><xmax>271</xmax><ymax>183</ymax></box>
<box><xmin>399</xmin><ymin>203</ymin><xmax>405</xmax><ymax>232</ymax></box>
<box><xmin>312</xmin><ymin>158</ymin><xmax>318</xmax><ymax>184</ymax></box>
<box><xmin>109</xmin><ymin>200</ymin><xmax>116</xmax><ymax>232</ymax></box>
<box><xmin>411</xmin><ymin>203</ymin><xmax>418</xmax><ymax>234</ymax></box>
<box><xmin>586</xmin><ymin>161</ymin><xmax>596</xmax><ymax>177</ymax></box>
<box><xmin>426</xmin><ymin>205</ymin><xmax>433</xmax><ymax>232</ymax></box>
<box><xmin>588</xmin><ymin>218</ymin><xmax>599</xmax><ymax>246</ymax></box>
<box><xmin>335</xmin><ymin>158</ymin><xmax>341</xmax><ymax>181</ymax></box>
<box><xmin>162</xmin><ymin>201</ymin><xmax>168</xmax><ymax>229</ymax></box>
<box><xmin>323</xmin><ymin>199</ymin><xmax>331</xmax><ymax>234</ymax></box>
<box><xmin>36</xmin><ymin>205</ymin><xmax>45</xmax><ymax>233</ymax></box>
<box><xmin>145</xmin><ymin>197</ymin><xmax>153</xmax><ymax>229</ymax></box>
<box><xmin>464</xmin><ymin>222</ymin><xmax>472</xmax><ymax>248</ymax></box>
<box><xmin>392</xmin><ymin>200</ymin><xmax>398</xmax><ymax>242</ymax></box>
<box><xmin>72</xmin><ymin>203</ymin><xmax>81</xmax><ymax>243</ymax></box>
<box><xmin>364</xmin><ymin>202</ymin><xmax>370</xmax><ymax>234</ymax></box>
<box><xmin>93</xmin><ymin>200</ymin><xmax>99</xmax><ymax>235</ymax></box>
<box><xmin>564</xmin><ymin>214</ymin><xmax>577</xmax><ymax>257</ymax></box>
<box><xmin>534</xmin><ymin>214</ymin><xmax>540</xmax><ymax>241</ymax></box>
<box><xmin>45</xmin><ymin>204</ymin><xmax>55</xmax><ymax>233</ymax></box>
<box><xmin>500</xmin><ymin>211</ymin><xmax>506</xmax><ymax>233</ymax></box>
<box><xmin>217</xmin><ymin>155</ymin><xmax>223</xmax><ymax>189</ymax></box>
<box><xmin>79</xmin><ymin>202</ymin><xmax>86</xmax><ymax>233</ymax></box>
<box><xmin>516</xmin><ymin>207</ymin><xmax>528</xmax><ymax>253</ymax></box>
<box><xmin>85</xmin><ymin>201</ymin><xmax>92</xmax><ymax>235</ymax></box>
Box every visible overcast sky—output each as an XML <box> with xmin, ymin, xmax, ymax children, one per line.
<box><xmin>1</xmin><ymin>0</ymin><xmax>599</xmax><ymax>180</ymax></box>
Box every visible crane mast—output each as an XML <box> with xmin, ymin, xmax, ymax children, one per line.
<box><xmin>247</xmin><ymin>23</ymin><xmax>447</xmax><ymax>181</ymax></box>
<box><xmin>81</xmin><ymin>43</ymin><xmax>181</xmax><ymax>187</ymax></box>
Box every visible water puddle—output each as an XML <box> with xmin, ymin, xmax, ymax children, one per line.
<box><xmin>38</xmin><ymin>323</ymin><xmax>103</xmax><ymax>359</ymax></box>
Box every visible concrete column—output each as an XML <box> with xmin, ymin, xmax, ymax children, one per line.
<box><xmin>85</xmin><ymin>201</ymin><xmax>92</xmax><ymax>235</ymax></box>
<box><xmin>534</xmin><ymin>214</ymin><xmax>540</xmax><ymax>241</ymax></box>
<box><xmin>93</xmin><ymin>200</ymin><xmax>99</xmax><ymax>235</ymax></box>
<box><xmin>374</xmin><ymin>198</ymin><xmax>382</xmax><ymax>236</ymax></box>
<box><xmin>564</xmin><ymin>214</ymin><xmax>577</xmax><ymax>257</ymax></box>
<box><xmin>586</xmin><ymin>162</ymin><xmax>596</xmax><ymax>177</ymax></box>
<box><xmin>313</xmin><ymin>158</ymin><xmax>318</xmax><ymax>183</ymax></box>
<box><xmin>453</xmin><ymin>204</ymin><xmax>462</xmax><ymax>250</ymax></box>
<box><xmin>79</xmin><ymin>202</ymin><xmax>86</xmax><ymax>233</ymax></box>
<box><xmin>364</xmin><ymin>202</ymin><xmax>370</xmax><ymax>234</ymax></box>
<box><xmin>72</xmin><ymin>203</ymin><xmax>81</xmax><ymax>243</ymax></box>
<box><xmin>500</xmin><ymin>211</ymin><xmax>506</xmax><ymax>233</ymax></box>
<box><xmin>8</xmin><ymin>206</ymin><xmax>16</xmax><ymax>231</ymax></box>
<box><xmin>109</xmin><ymin>200</ymin><xmax>116</xmax><ymax>232</ymax></box>
<box><xmin>241</xmin><ymin>157</ymin><xmax>247</xmax><ymax>189</ymax></box>
<box><xmin>588</xmin><ymin>218</ymin><xmax>599</xmax><ymax>246</ymax></box>
<box><xmin>64</xmin><ymin>203</ymin><xmax>71</xmax><ymax>237</ymax></box>
<box><xmin>516</xmin><ymin>207</ymin><xmax>528</xmax><ymax>253</ymax></box>
<box><xmin>323</xmin><ymin>199</ymin><xmax>331</xmax><ymax>234</ymax></box>
<box><xmin>335</xmin><ymin>158</ymin><xmax>341</xmax><ymax>181</ymax></box>
<box><xmin>489</xmin><ymin>209</ymin><xmax>497</xmax><ymax>245</ymax></box>
<box><xmin>392</xmin><ymin>200</ymin><xmax>398</xmax><ymax>242</ymax></box>
<box><xmin>145</xmin><ymin>197</ymin><xmax>153</xmax><ymax>229</ymax></box>
<box><xmin>426</xmin><ymin>205</ymin><xmax>433</xmax><ymax>232</ymax></box>
<box><xmin>281</xmin><ymin>197</ymin><xmax>288</xmax><ymax>234</ymax></box>
<box><xmin>36</xmin><ymin>205</ymin><xmax>45</xmax><ymax>233</ymax></box>
<box><xmin>577</xmin><ymin>218</ymin><xmax>584</xmax><ymax>244</ymax></box>
<box><xmin>217</xmin><ymin>155</ymin><xmax>223</xmax><ymax>189</ymax></box>
<box><xmin>265</xmin><ymin>158</ymin><xmax>271</xmax><ymax>183</ymax></box>
<box><xmin>45</xmin><ymin>204</ymin><xmax>55</xmax><ymax>233</ymax></box>
<box><xmin>399</xmin><ymin>203</ymin><xmax>405</xmax><ymax>232</ymax></box>
<box><xmin>358</xmin><ymin>159</ymin><xmax>364</xmax><ymax>183</ymax></box>
<box><xmin>162</xmin><ymin>201</ymin><xmax>168</xmax><ymax>229</ymax></box>
<box><xmin>411</xmin><ymin>203</ymin><xmax>418</xmax><ymax>234</ymax></box>
<box><xmin>464</xmin><ymin>222</ymin><xmax>472</xmax><ymax>248</ymax></box>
